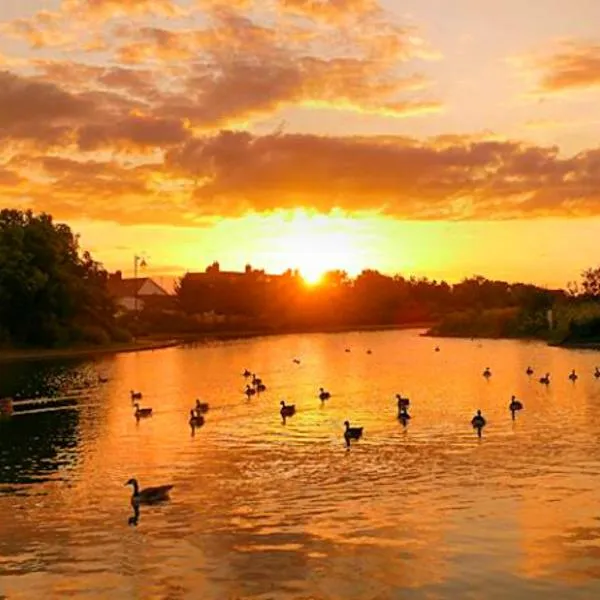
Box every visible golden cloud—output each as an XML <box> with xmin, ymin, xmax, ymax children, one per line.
<box><xmin>62</xmin><ymin>0</ymin><xmax>184</xmax><ymax>19</ymax></box>
<box><xmin>278</xmin><ymin>0</ymin><xmax>378</xmax><ymax>24</ymax></box>
<box><xmin>532</xmin><ymin>41</ymin><xmax>600</xmax><ymax>93</ymax></box>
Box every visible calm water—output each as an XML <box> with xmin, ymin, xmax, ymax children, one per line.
<box><xmin>2</xmin><ymin>330</ymin><xmax>600</xmax><ymax>599</ymax></box>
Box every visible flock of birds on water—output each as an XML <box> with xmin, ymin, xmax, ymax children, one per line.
<box><xmin>123</xmin><ymin>344</ymin><xmax>600</xmax><ymax>525</ymax></box>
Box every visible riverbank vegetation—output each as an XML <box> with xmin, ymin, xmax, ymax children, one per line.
<box><xmin>4</xmin><ymin>209</ymin><xmax>600</xmax><ymax>353</ymax></box>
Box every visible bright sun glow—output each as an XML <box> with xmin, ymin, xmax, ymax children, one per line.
<box><xmin>271</xmin><ymin>209</ymin><xmax>366</xmax><ymax>284</ymax></box>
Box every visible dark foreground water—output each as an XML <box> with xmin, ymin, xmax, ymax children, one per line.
<box><xmin>2</xmin><ymin>330</ymin><xmax>600</xmax><ymax>599</ymax></box>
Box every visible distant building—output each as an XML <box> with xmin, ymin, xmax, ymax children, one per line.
<box><xmin>184</xmin><ymin>262</ymin><xmax>292</xmax><ymax>284</ymax></box>
<box><xmin>107</xmin><ymin>271</ymin><xmax>169</xmax><ymax>312</ymax></box>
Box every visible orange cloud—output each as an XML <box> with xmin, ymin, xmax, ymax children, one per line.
<box><xmin>533</xmin><ymin>41</ymin><xmax>600</xmax><ymax>93</ymax></box>
<box><xmin>278</xmin><ymin>0</ymin><xmax>378</xmax><ymax>23</ymax></box>
<box><xmin>62</xmin><ymin>0</ymin><xmax>183</xmax><ymax>19</ymax></box>
<box><xmin>162</xmin><ymin>131</ymin><xmax>600</xmax><ymax>219</ymax></box>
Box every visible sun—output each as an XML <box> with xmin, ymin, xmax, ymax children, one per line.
<box><xmin>271</xmin><ymin>210</ymin><xmax>365</xmax><ymax>284</ymax></box>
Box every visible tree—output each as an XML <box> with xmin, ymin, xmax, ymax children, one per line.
<box><xmin>0</xmin><ymin>209</ymin><xmax>119</xmax><ymax>347</ymax></box>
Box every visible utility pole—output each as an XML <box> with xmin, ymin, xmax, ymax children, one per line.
<box><xmin>133</xmin><ymin>254</ymin><xmax>147</xmax><ymax>314</ymax></box>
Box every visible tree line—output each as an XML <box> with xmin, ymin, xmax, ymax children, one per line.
<box><xmin>3</xmin><ymin>209</ymin><xmax>600</xmax><ymax>348</ymax></box>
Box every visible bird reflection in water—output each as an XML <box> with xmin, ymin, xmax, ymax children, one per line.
<box><xmin>128</xmin><ymin>503</ymin><xmax>140</xmax><ymax>526</ymax></box>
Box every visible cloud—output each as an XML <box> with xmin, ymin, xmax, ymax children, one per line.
<box><xmin>278</xmin><ymin>0</ymin><xmax>378</xmax><ymax>24</ymax></box>
<box><xmin>62</xmin><ymin>0</ymin><xmax>184</xmax><ymax>20</ymax></box>
<box><xmin>531</xmin><ymin>41</ymin><xmax>600</xmax><ymax>93</ymax></box>
<box><xmin>162</xmin><ymin>130</ymin><xmax>600</xmax><ymax>220</ymax></box>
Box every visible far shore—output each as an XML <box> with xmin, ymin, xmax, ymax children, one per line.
<box><xmin>0</xmin><ymin>322</ymin><xmax>435</xmax><ymax>364</ymax></box>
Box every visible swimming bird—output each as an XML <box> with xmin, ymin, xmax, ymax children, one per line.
<box><xmin>483</xmin><ymin>367</ymin><xmax>492</xmax><ymax>378</ymax></box>
<box><xmin>509</xmin><ymin>395</ymin><xmax>523</xmax><ymax>420</ymax></box>
<box><xmin>251</xmin><ymin>374</ymin><xmax>261</xmax><ymax>386</ymax></box>
<box><xmin>280</xmin><ymin>400</ymin><xmax>296</xmax><ymax>418</ymax></box>
<box><xmin>595</xmin><ymin>367</ymin><xmax>600</xmax><ymax>379</ymax></box>
<box><xmin>396</xmin><ymin>394</ymin><xmax>410</xmax><ymax>410</ymax></box>
<box><xmin>319</xmin><ymin>388</ymin><xmax>331</xmax><ymax>401</ymax></box>
<box><xmin>130</xmin><ymin>390</ymin><xmax>142</xmax><ymax>401</ymax></box>
<box><xmin>435</xmin><ymin>346</ymin><xmax>440</xmax><ymax>352</ymax></box>
<box><xmin>125</xmin><ymin>478</ymin><xmax>173</xmax><ymax>506</ymax></box>
<box><xmin>293</xmin><ymin>358</ymin><xmax>301</xmax><ymax>364</ymax></box>
<box><xmin>366</xmin><ymin>349</ymin><xmax>372</xmax><ymax>354</ymax></box>
<box><xmin>245</xmin><ymin>385</ymin><xmax>256</xmax><ymax>398</ymax></box>
<box><xmin>471</xmin><ymin>410</ymin><xmax>486</xmax><ymax>437</ymax></box>
<box><xmin>539</xmin><ymin>373</ymin><xmax>550</xmax><ymax>385</ymax></box>
<box><xmin>345</xmin><ymin>348</ymin><xmax>351</xmax><ymax>353</ymax></box>
<box><xmin>189</xmin><ymin>409</ymin><xmax>204</xmax><ymax>430</ymax></box>
<box><xmin>195</xmin><ymin>399</ymin><xmax>209</xmax><ymax>414</ymax></box>
<box><xmin>526</xmin><ymin>366</ymin><xmax>534</xmax><ymax>376</ymax></box>
<box><xmin>569</xmin><ymin>369</ymin><xmax>578</xmax><ymax>382</ymax></box>
<box><xmin>242</xmin><ymin>369</ymin><xmax>251</xmax><ymax>378</ymax></box>
<box><xmin>344</xmin><ymin>420</ymin><xmax>363</xmax><ymax>446</ymax></box>
<box><xmin>134</xmin><ymin>403</ymin><xmax>152</xmax><ymax>418</ymax></box>
<box><xmin>256</xmin><ymin>383</ymin><xmax>267</xmax><ymax>393</ymax></box>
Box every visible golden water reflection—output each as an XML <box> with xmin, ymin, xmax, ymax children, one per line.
<box><xmin>2</xmin><ymin>331</ymin><xmax>600</xmax><ymax>598</ymax></box>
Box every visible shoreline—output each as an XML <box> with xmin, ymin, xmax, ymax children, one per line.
<box><xmin>0</xmin><ymin>339</ymin><xmax>181</xmax><ymax>364</ymax></box>
<box><xmin>0</xmin><ymin>322</ymin><xmax>434</xmax><ymax>363</ymax></box>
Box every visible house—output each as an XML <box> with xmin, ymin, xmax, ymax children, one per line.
<box><xmin>107</xmin><ymin>271</ymin><xmax>169</xmax><ymax>313</ymax></box>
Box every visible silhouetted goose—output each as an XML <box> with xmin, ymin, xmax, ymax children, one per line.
<box><xmin>345</xmin><ymin>348</ymin><xmax>351</xmax><ymax>353</ymax></box>
<box><xmin>396</xmin><ymin>394</ymin><xmax>410</xmax><ymax>410</ymax></box>
<box><xmin>509</xmin><ymin>396</ymin><xmax>523</xmax><ymax>420</ymax></box>
<box><xmin>189</xmin><ymin>409</ymin><xmax>204</xmax><ymax>429</ymax></box>
<box><xmin>130</xmin><ymin>390</ymin><xmax>142</xmax><ymax>401</ymax></box>
<box><xmin>126</xmin><ymin>478</ymin><xmax>173</xmax><ymax>505</ymax></box>
<box><xmin>539</xmin><ymin>373</ymin><xmax>550</xmax><ymax>385</ymax></box>
<box><xmin>595</xmin><ymin>367</ymin><xmax>600</xmax><ymax>379</ymax></box>
<box><xmin>526</xmin><ymin>366</ymin><xmax>534</xmax><ymax>376</ymax></box>
<box><xmin>344</xmin><ymin>420</ymin><xmax>363</xmax><ymax>445</ymax></box>
<box><xmin>195</xmin><ymin>399</ymin><xmax>209</xmax><ymax>414</ymax></box>
<box><xmin>293</xmin><ymin>358</ymin><xmax>301</xmax><ymax>364</ymax></box>
<box><xmin>243</xmin><ymin>369</ymin><xmax>251</xmax><ymax>378</ymax></box>
<box><xmin>471</xmin><ymin>410</ymin><xmax>486</xmax><ymax>437</ymax></box>
<box><xmin>245</xmin><ymin>385</ymin><xmax>256</xmax><ymax>398</ymax></box>
<box><xmin>569</xmin><ymin>369</ymin><xmax>578</xmax><ymax>382</ymax></box>
<box><xmin>435</xmin><ymin>346</ymin><xmax>440</xmax><ymax>352</ymax></box>
<box><xmin>483</xmin><ymin>367</ymin><xmax>492</xmax><ymax>378</ymax></box>
<box><xmin>366</xmin><ymin>349</ymin><xmax>372</xmax><ymax>354</ymax></box>
<box><xmin>251</xmin><ymin>374</ymin><xmax>260</xmax><ymax>386</ymax></box>
<box><xmin>256</xmin><ymin>383</ymin><xmax>267</xmax><ymax>393</ymax></box>
<box><xmin>280</xmin><ymin>400</ymin><xmax>296</xmax><ymax>418</ymax></box>
<box><xmin>319</xmin><ymin>388</ymin><xmax>331</xmax><ymax>401</ymax></box>
<box><xmin>134</xmin><ymin>403</ymin><xmax>152</xmax><ymax>418</ymax></box>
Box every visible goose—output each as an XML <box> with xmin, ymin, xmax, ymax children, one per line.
<box><xmin>189</xmin><ymin>409</ymin><xmax>204</xmax><ymax>429</ymax></box>
<box><xmin>396</xmin><ymin>394</ymin><xmax>410</xmax><ymax>410</ymax></box>
<box><xmin>134</xmin><ymin>403</ymin><xmax>152</xmax><ymax>418</ymax></box>
<box><xmin>509</xmin><ymin>395</ymin><xmax>523</xmax><ymax>420</ymax></box>
<box><xmin>130</xmin><ymin>390</ymin><xmax>142</xmax><ymax>401</ymax></box>
<box><xmin>526</xmin><ymin>366</ymin><xmax>534</xmax><ymax>376</ymax></box>
<box><xmin>319</xmin><ymin>388</ymin><xmax>331</xmax><ymax>401</ymax></box>
<box><xmin>125</xmin><ymin>478</ymin><xmax>173</xmax><ymax>506</ymax></box>
<box><xmin>344</xmin><ymin>420</ymin><xmax>363</xmax><ymax>445</ymax></box>
<box><xmin>242</xmin><ymin>369</ymin><xmax>251</xmax><ymax>378</ymax></box>
<box><xmin>569</xmin><ymin>369</ymin><xmax>578</xmax><ymax>382</ymax></box>
<box><xmin>280</xmin><ymin>400</ymin><xmax>296</xmax><ymax>418</ymax></box>
<box><xmin>595</xmin><ymin>367</ymin><xmax>600</xmax><ymax>379</ymax></box>
<box><xmin>256</xmin><ymin>383</ymin><xmax>267</xmax><ymax>393</ymax></box>
<box><xmin>195</xmin><ymin>399</ymin><xmax>209</xmax><ymax>414</ymax></box>
<box><xmin>471</xmin><ymin>410</ymin><xmax>486</xmax><ymax>437</ymax></box>
<box><xmin>483</xmin><ymin>367</ymin><xmax>492</xmax><ymax>378</ymax></box>
<box><xmin>345</xmin><ymin>348</ymin><xmax>351</xmax><ymax>353</ymax></box>
<box><xmin>245</xmin><ymin>385</ymin><xmax>256</xmax><ymax>398</ymax></box>
<box><xmin>251</xmin><ymin>374</ymin><xmax>260</xmax><ymax>386</ymax></box>
<box><xmin>539</xmin><ymin>373</ymin><xmax>550</xmax><ymax>385</ymax></box>
<box><xmin>366</xmin><ymin>349</ymin><xmax>372</xmax><ymax>354</ymax></box>
<box><xmin>293</xmin><ymin>358</ymin><xmax>301</xmax><ymax>364</ymax></box>
<box><xmin>435</xmin><ymin>346</ymin><xmax>440</xmax><ymax>352</ymax></box>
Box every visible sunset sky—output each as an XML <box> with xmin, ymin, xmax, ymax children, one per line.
<box><xmin>2</xmin><ymin>0</ymin><xmax>600</xmax><ymax>287</ymax></box>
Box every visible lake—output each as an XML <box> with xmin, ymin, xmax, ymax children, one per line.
<box><xmin>2</xmin><ymin>329</ymin><xmax>600</xmax><ymax>599</ymax></box>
